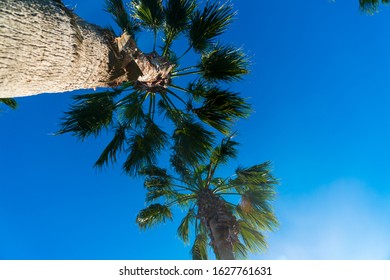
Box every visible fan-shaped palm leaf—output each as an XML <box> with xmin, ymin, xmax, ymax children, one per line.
<box><xmin>188</xmin><ymin>2</ymin><xmax>234</xmax><ymax>53</ymax></box>
<box><xmin>193</xmin><ymin>87</ymin><xmax>251</xmax><ymax>134</ymax></box>
<box><xmin>199</xmin><ymin>44</ymin><xmax>248</xmax><ymax>83</ymax></box>
<box><xmin>172</xmin><ymin>117</ymin><xmax>214</xmax><ymax>165</ymax></box>
<box><xmin>130</xmin><ymin>0</ymin><xmax>164</xmax><ymax>30</ymax></box>
<box><xmin>59</xmin><ymin>91</ymin><xmax>119</xmax><ymax>140</ymax></box>
<box><xmin>164</xmin><ymin>0</ymin><xmax>196</xmax><ymax>36</ymax></box>
<box><xmin>123</xmin><ymin>120</ymin><xmax>168</xmax><ymax>175</ymax></box>
<box><xmin>136</xmin><ymin>203</ymin><xmax>173</xmax><ymax>230</ymax></box>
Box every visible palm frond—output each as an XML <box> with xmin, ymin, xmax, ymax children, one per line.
<box><xmin>59</xmin><ymin>91</ymin><xmax>119</xmax><ymax>140</ymax></box>
<box><xmin>144</xmin><ymin>175</ymin><xmax>171</xmax><ymax>189</ymax></box>
<box><xmin>187</xmin><ymin>79</ymin><xmax>209</xmax><ymax>101</ymax></box>
<box><xmin>172</xmin><ymin>117</ymin><xmax>215</xmax><ymax>166</ymax></box>
<box><xmin>199</xmin><ymin>43</ymin><xmax>249</xmax><ymax>83</ymax></box>
<box><xmin>139</xmin><ymin>165</ymin><xmax>169</xmax><ymax>177</ymax></box>
<box><xmin>232</xmin><ymin>161</ymin><xmax>278</xmax><ymax>187</ymax></box>
<box><xmin>359</xmin><ymin>0</ymin><xmax>390</xmax><ymax>13</ymax></box>
<box><xmin>145</xmin><ymin>188</ymin><xmax>178</xmax><ymax>203</ymax></box>
<box><xmin>0</xmin><ymin>98</ymin><xmax>18</xmax><ymax>109</ymax></box>
<box><xmin>94</xmin><ymin>123</ymin><xmax>127</xmax><ymax>167</ymax></box>
<box><xmin>177</xmin><ymin>208</ymin><xmax>196</xmax><ymax>244</ymax></box>
<box><xmin>193</xmin><ymin>87</ymin><xmax>251</xmax><ymax>134</ymax></box>
<box><xmin>237</xmin><ymin>220</ymin><xmax>267</xmax><ymax>254</ymax></box>
<box><xmin>104</xmin><ymin>0</ymin><xmax>140</xmax><ymax>36</ymax></box>
<box><xmin>188</xmin><ymin>2</ymin><xmax>235</xmax><ymax>53</ymax></box>
<box><xmin>164</xmin><ymin>0</ymin><xmax>196</xmax><ymax>36</ymax></box>
<box><xmin>233</xmin><ymin>241</ymin><xmax>248</xmax><ymax>260</ymax></box>
<box><xmin>123</xmin><ymin>120</ymin><xmax>168</xmax><ymax>175</ymax></box>
<box><xmin>236</xmin><ymin>204</ymin><xmax>278</xmax><ymax>231</ymax></box>
<box><xmin>210</xmin><ymin>136</ymin><xmax>239</xmax><ymax>166</ymax></box>
<box><xmin>119</xmin><ymin>91</ymin><xmax>147</xmax><ymax>128</ymax></box>
<box><xmin>130</xmin><ymin>0</ymin><xmax>164</xmax><ymax>30</ymax></box>
<box><xmin>136</xmin><ymin>203</ymin><xmax>173</xmax><ymax>230</ymax></box>
<box><xmin>190</xmin><ymin>233</ymin><xmax>209</xmax><ymax>259</ymax></box>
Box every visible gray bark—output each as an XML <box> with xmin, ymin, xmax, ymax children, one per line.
<box><xmin>0</xmin><ymin>0</ymin><xmax>121</xmax><ymax>98</ymax></box>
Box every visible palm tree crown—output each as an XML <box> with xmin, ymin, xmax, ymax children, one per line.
<box><xmin>136</xmin><ymin>137</ymin><xmax>278</xmax><ymax>259</ymax></box>
<box><xmin>58</xmin><ymin>0</ymin><xmax>251</xmax><ymax>175</ymax></box>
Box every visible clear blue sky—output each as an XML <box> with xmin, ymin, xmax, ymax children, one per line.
<box><xmin>1</xmin><ymin>0</ymin><xmax>390</xmax><ymax>260</ymax></box>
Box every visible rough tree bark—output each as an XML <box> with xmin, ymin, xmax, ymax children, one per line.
<box><xmin>0</xmin><ymin>0</ymin><xmax>172</xmax><ymax>98</ymax></box>
<box><xmin>197</xmin><ymin>188</ymin><xmax>239</xmax><ymax>260</ymax></box>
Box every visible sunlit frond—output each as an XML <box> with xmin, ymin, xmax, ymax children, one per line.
<box><xmin>188</xmin><ymin>2</ymin><xmax>235</xmax><ymax>53</ymax></box>
<box><xmin>190</xmin><ymin>233</ymin><xmax>209</xmax><ymax>260</ymax></box>
<box><xmin>199</xmin><ymin>44</ymin><xmax>248</xmax><ymax>83</ymax></box>
<box><xmin>232</xmin><ymin>161</ymin><xmax>278</xmax><ymax>187</ymax></box>
<box><xmin>233</xmin><ymin>241</ymin><xmax>248</xmax><ymax>260</ymax></box>
<box><xmin>104</xmin><ymin>0</ymin><xmax>140</xmax><ymax>36</ymax></box>
<box><xmin>177</xmin><ymin>208</ymin><xmax>196</xmax><ymax>244</ymax></box>
<box><xmin>130</xmin><ymin>0</ymin><xmax>164</xmax><ymax>30</ymax></box>
<box><xmin>136</xmin><ymin>203</ymin><xmax>173</xmax><ymax>230</ymax></box>
<box><xmin>237</xmin><ymin>220</ymin><xmax>267</xmax><ymax>254</ymax></box>
<box><xmin>236</xmin><ymin>204</ymin><xmax>278</xmax><ymax>231</ymax></box>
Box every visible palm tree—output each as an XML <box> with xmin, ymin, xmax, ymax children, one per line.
<box><xmin>136</xmin><ymin>137</ymin><xmax>278</xmax><ymax>260</ymax></box>
<box><xmin>58</xmin><ymin>0</ymin><xmax>251</xmax><ymax>175</ymax></box>
<box><xmin>359</xmin><ymin>0</ymin><xmax>389</xmax><ymax>12</ymax></box>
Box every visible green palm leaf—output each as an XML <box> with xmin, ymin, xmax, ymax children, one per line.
<box><xmin>165</xmin><ymin>0</ymin><xmax>196</xmax><ymax>34</ymax></box>
<box><xmin>359</xmin><ymin>0</ymin><xmax>390</xmax><ymax>12</ymax></box>
<box><xmin>236</xmin><ymin>204</ymin><xmax>278</xmax><ymax>231</ymax></box>
<box><xmin>131</xmin><ymin>0</ymin><xmax>164</xmax><ymax>30</ymax></box>
<box><xmin>172</xmin><ymin>117</ymin><xmax>214</xmax><ymax>165</ymax></box>
<box><xmin>59</xmin><ymin>91</ymin><xmax>119</xmax><ymax>140</ymax></box>
<box><xmin>123</xmin><ymin>120</ymin><xmax>168</xmax><ymax>175</ymax></box>
<box><xmin>238</xmin><ymin>220</ymin><xmax>267</xmax><ymax>254</ymax></box>
<box><xmin>94</xmin><ymin>124</ymin><xmax>127</xmax><ymax>167</ymax></box>
<box><xmin>104</xmin><ymin>0</ymin><xmax>140</xmax><ymax>36</ymax></box>
<box><xmin>119</xmin><ymin>91</ymin><xmax>147</xmax><ymax>128</ymax></box>
<box><xmin>210</xmin><ymin>136</ymin><xmax>239</xmax><ymax>165</ymax></box>
<box><xmin>190</xmin><ymin>233</ymin><xmax>209</xmax><ymax>260</ymax></box>
<box><xmin>233</xmin><ymin>161</ymin><xmax>278</xmax><ymax>186</ymax></box>
<box><xmin>233</xmin><ymin>241</ymin><xmax>248</xmax><ymax>260</ymax></box>
<box><xmin>193</xmin><ymin>87</ymin><xmax>251</xmax><ymax>134</ymax></box>
<box><xmin>136</xmin><ymin>203</ymin><xmax>173</xmax><ymax>230</ymax></box>
<box><xmin>139</xmin><ymin>165</ymin><xmax>169</xmax><ymax>177</ymax></box>
<box><xmin>188</xmin><ymin>2</ymin><xmax>234</xmax><ymax>53</ymax></box>
<box><xmin>0</xmin><ymin>98</ymin><xmax>18</xmax><ymax>109</ymax></box>
<box><xmin>177</xmin><ymin>208</ymin><xmax>196</xmax><ymax>244</ymax></box>
<box><xmin>199</xmin><ymin>44</ymin><xmax>248</xmax><ymax>83</ymax></box>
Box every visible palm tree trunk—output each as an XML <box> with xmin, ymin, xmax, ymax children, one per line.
<box><xmin>0</xmin><ymin>0</ymin><xmax>133</xmax><ymax>98</ymax></box>
<box><xmin>198</xmin><ymin>188</ymin><xmax>238</xmax><ymax>260</ymax></box>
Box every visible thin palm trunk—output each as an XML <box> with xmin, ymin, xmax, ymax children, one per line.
<box><xmin>197</xmin><ymin>188</ymin><xmax>238</xmax><ymax>260</ymax></box>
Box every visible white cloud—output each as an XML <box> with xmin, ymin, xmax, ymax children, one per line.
<box><xmin>256</xmin><ymin>179</ymin><xmax>390</xmax><ymax>260</ymax></box>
